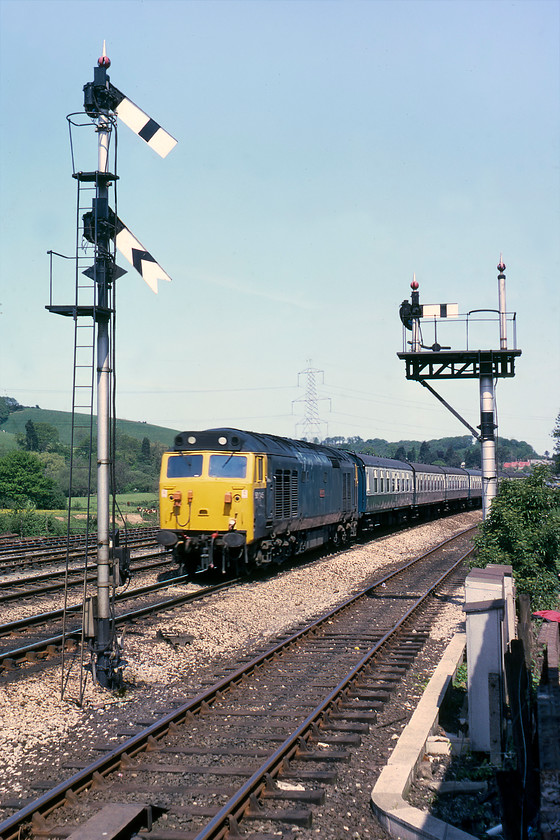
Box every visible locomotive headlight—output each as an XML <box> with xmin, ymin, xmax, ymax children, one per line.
<box><xmin>218</xmin><ymin>436</ymin><xmax>227</xmax><ymax>445</ymax></box>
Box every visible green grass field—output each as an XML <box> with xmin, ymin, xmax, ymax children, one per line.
<box><xmin>69</xmin><ymin>492</ymin><xmax>159</xmax><ymax>512</ymax></box>
<box><xmin>0</xmin><ymin>492</ymin><xmax>160</xmax><ymax>536</ymax></box>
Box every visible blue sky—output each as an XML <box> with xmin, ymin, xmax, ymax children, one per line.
<box><xmin>1</xmin><ymin>0</ymin><xmax>558</xmax><ymax>455</ymax></box>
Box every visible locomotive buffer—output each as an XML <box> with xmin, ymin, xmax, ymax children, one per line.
<box><xmin>398</xmin><ymin>261</ymin><xmax>521</xmax><ymax>518</ymax></box>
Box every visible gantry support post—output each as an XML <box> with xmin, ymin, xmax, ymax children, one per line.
<box><xmin>479</xmin><ymin>360</ymin><xmax>498</xmax><ymax>519</ymax></box>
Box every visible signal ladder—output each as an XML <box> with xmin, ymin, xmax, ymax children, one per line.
<box><xmin>47</xmin><ymin>167</ymin><xmax>116</xmax><ymax>701</ymax></box>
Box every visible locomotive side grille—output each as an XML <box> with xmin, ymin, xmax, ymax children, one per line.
<box><xmin>274</xmin><ymin>469</ymin><xmax>298</xmax><ymax>519</ymax></box>
<box><xmin>290</xmin><ymin>471</ymin><xmax>299</xmax><ymax>515</ymax></box>
<box><xmin>342</xmin><ymin>472</ymin><xmax>350</xmax><ymax>509</ymax></box>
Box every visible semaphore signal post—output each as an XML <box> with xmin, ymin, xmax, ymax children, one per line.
<box><xmin>47</xmin><ymin>45</ymin><xmax>176</xmax><ymax>692</ymax></box>
<box><xmin>397</xmin><ymin>260</ymin><xmax>521</xmax><ymax>519</ymax></box>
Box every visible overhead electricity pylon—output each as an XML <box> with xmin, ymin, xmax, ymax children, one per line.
<box><xmin>293</xmin><ymin>361</ymin><xmax>331</xmax><ymax>442</ymax></box>
<box><xmin>47</xmin><ymin>45</ymin><xmax>176</xmax><ymax>689</ymax></box>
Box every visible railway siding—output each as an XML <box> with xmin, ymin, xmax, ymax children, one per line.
<box><xmin>0</xmin><ymin>511</ymin><xmax>480</xmax><ymax>838</ymax></box>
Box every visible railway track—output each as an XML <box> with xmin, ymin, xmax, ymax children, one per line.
<box><xmin>0</xmin><ymin>527</ymin><xmax>159</xmax><ymax>570</ymax></box>
<box><xmin>0</xmin><ymin>527</ymin><xmax>476</xmax><ymax>840</ymax></box>
<box><xmin>0</xmin><ymin>552</ymin><xmax>171</xmax><ymax>604</ymax></box>
<box><xmin>0</xmin><ymin>516</ymin><xmax>461</xmax><ymax>678</ymax></box>
<box><xmin>0</xmin><ymin>575</ymin><xmax>240</xmax><ymax>680</ymax></box>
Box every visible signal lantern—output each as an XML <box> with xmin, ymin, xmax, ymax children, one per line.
<box><xmin>399</xmin><ymin>299</ymin><xmax>413</xmax><ymax>330</ymax></box>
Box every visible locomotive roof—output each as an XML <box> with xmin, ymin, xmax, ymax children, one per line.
<box><xmin>409</xmin><ymin>462</ymin><xmax>471</xmax><ymax>476</ymax></box>
<box><xmin>171</xmin><ymin>430</ymin><xmax>481</xmax><ymax>477</ymax></box>
<box><xmin>172</xmin><ymin>428</ymin><xmax>356</xmax><ymax>463</ymax></box>
<box><xmin>352</xmin><ymin>453</ymin><xmax>413</xmax><ymax>471</ymax></box>
<box><xmin>353</xmin><ymin>455</ymin><xmax>471</xmax><ymax>476</ymax></box>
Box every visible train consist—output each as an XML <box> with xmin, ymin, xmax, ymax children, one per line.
<box><xmin>156</xmin><ymin>428</ymin><xmax>482</xmax><ymax>575</ymax></box>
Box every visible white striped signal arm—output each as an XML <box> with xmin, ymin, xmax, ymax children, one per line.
<box><xmin>114</xmin><ymin>217</ymin><xmax>172</xmax><ymax>294</ymax></box>
<box><xmin>110</xmin><ymin>84</ymin><xmax>177</xmax><ymax>158</ymax></box>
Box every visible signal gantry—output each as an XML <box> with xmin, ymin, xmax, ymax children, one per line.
<box><xmin>398</xmin><ymin>261</ymin><xmax>521</xmax><ymax>519</ymax></box>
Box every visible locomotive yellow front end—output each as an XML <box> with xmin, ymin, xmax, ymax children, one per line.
<box><xmin>157</xmin><ymin>430</ymin><xmax>264</xmax><ymax>574</ymax></box>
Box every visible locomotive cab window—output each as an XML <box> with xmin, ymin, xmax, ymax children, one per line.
<box><xmin>209</xmin><ymin>455</ymin><xmax>247</xmax><ymax>478</ymax></box>
<box><xmin>167</xmin><ymin>454</ymin><xmax>203</xmax><ymax>478</ymax></box>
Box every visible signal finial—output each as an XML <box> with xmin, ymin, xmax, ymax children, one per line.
<box><xmin>411</xmin><ymin>272</ymin><xmax>419</xmax><ymax>291</ymax></box>
<box><xmin>497</xmin><ymin>253</ymin><xmax>506</xmax><ymax>274</ymax></box>
<box><xmin>98</xmin><ymin>40</ymin><xmax>111</xmax><ymax>68</ymax></box>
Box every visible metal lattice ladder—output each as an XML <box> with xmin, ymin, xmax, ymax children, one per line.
<box><xmin>47</xmin><ymin>173</ymin><xmax>103</xmax><ymax>702</ymax></box>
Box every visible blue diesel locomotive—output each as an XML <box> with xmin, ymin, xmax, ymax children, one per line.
<box><xmin>157</xmin><ymin>428</ymin><xmax>482</xmax><ymax>575</ymax></box>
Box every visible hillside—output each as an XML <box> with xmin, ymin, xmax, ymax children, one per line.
<box><xmin>0</xmin><ymin>399</ymin><xmax>541</xmax><ymax>464</ymax></box>
<box><xmin>0</xmin><ymin>406</ymin><xmax>180</xmax><ymax>448</ymax></box>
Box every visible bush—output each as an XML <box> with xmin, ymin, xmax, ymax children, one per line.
<box><xmin>473</xmin><ymin>466</ymin><xmax>560</xmax><ymax>610</ymax></box>
<box><xmin>0</xmin><ymin>450</ymin><xmax>65</xmax><ymax>508</ymax></box>
<box><xmin>0</xmin><ymin>508</ymin><xmax>68</xmax><ymax>537</ymax></box>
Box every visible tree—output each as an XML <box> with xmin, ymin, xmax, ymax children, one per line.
<box><xmin>38</xmin><ymin>452</ymin><xmax>67</xmax><ymax>493</ymax></box>
<box><xmin>0</xmin><ymin>450</ymin><xmax>64</xmax><ymax>508</ymax></box>
<box><xmin>393</xmin><ymin>446</ymin><xmax>406</xmax><ymax>461</ymax></box>
<box><xmin>19</xmin><ymin>421</ymin><xmax>60</xmax><ymax>453</ymax></box>
<box><xmin>0</xmin><ymin>396</ymin><xmax>23</xmax><ymax>424</ymax></box>
<box><xmin>418</xmin><ymin>441</ymin><xmax>432</xmax><ymax>463</ymax></box>
<box><xmin>473</xmin><ymin>466</ymin><xmax>560</xmax><ymax>610</ymax></box>
<box><xmin>141</xmin><ymin>436</ymin><xmax>151</xmax><ymax>463</ymax></box>
<box><xmin>24</xmin><ymin>419</ymin><xmax>39</xmax><ymax>451</ymax></box>
<box><xmin>35</xmin><ymin>422</ymin><xmax>60</xmax><ymax>452</ymax></box>
<box><xmin>445</xmin><ymin>445</ymin><xmax>461</xmax><ymax>467</ymax></box>
<box><xmin>552</xmin><ymin>412</ymin><xmax>560</xmax><ymax>473</ymax></box>
<box><xmin>464</xmin><ymin>443</ymin><xmax>482</xmax><ymax>469</ymax></box>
